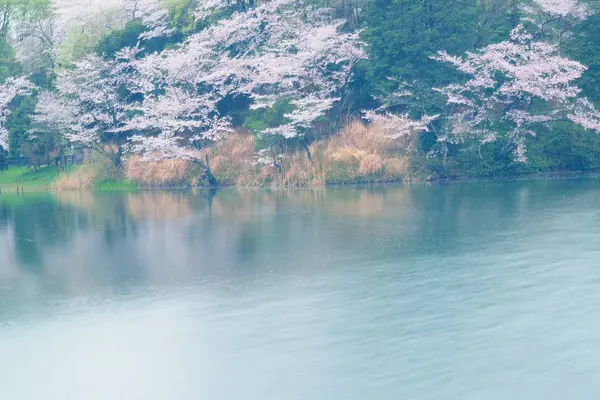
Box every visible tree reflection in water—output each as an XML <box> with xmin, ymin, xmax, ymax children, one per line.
<box><xmin>0</xmin><ymin>180</ymin><xmax>598</xmax><ymax>306</ymax></box>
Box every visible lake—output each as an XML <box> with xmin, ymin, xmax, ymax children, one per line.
<box><xmin>1</xmin><ymin>180</ymin><xmax>600</xmax><ymax>399</ymax></box>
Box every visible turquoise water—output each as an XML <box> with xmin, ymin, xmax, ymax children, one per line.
<box><xmin>1</xmin><ymin>181</ymin><xmax>600</xmax><ymax>399</ymax></box>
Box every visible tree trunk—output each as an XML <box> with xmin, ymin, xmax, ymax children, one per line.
<box><xmin>201</xmin><ymin>154</ymin><xmax>218</xmax><ymax>187</ymax></box>
<box><xmin>113</xmin><ymin>145</ymin><xmax>123</xmax><ymax>169</ymax></box>
<box><xmin>440</xmin><ymin>141</ymin><xmax>448</xmax><ymax>167</ymax></box>
<box><xmin>501</xmin><ymin>135</ymin><xmax>514</xmax><ymax>156</ymax></box>
<box><xmin>299</xmin><ymin>139</ymin><xmax>312</xmax><ymax>162</ymax></box>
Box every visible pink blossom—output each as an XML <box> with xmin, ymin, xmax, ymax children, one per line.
<box><xmin>0</xmin><ymin>77</ymin><xmax>35</xmax><ymax>150</ymax></box>
<box><xmin>362</xmin><ymin>110</ymin><xmax>438</xmax><ymax>140</ymax></box>
<box><xmin>433</xmin><ymin>24</ymin><xmax>600</xmax><ymax>162</ymax></box>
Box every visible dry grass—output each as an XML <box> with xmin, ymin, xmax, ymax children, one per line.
<box><xmin>278</xmin><ymin>119</ymin><xmax>413</xmax><ymax>186</ymax></box>
<box><xmin>321</xmin><ymin>120</ymin><xmax>413</xmax><ymax>183</ymax></box>
<box><xmin>123</xmin><ymin>134</ymin><xmax>259</xmax><ymax>187</ymax></box>
<box><xmin>121</xmin><ymin>121</ymin><xmax>414</xmax><ymax>188</ymax></box>
<box><xmin>208</xmin><ymin>133</ymin><xmax>261</xmax><ymax>186</ymax></box>
<box><xmin>126</xmin><ymin>156</ymin><xmax>192</xmax><ymax>187</ymax></box>
<box><xmin>327</xmin><ymin>147</ymin><xmax>367</xmax><ymax>165</ymax></box>
<box><xmin>281</xmin><ymin>148</ymin><xmax>325</xmax><ymax>186</ymax></box>
<box><xmin>359</xmin><ymin>154</ymin><xmax>383</xmax><ymax>175</ymax></box>
<box><xmin>54</xmin><ymin>166</ymin><xmax>98</xmax><ymax>190</ymax></box>
<box><xmin>53</xmin><ymin>148</ymin><xmax>130</xmax><ymax>191</ymax></box>
<box><xmin>329</xmin><ymin>121</ymin><xmax>394</xmax><ymax>153</ymax></box>
<box><xmin>383</xmin><ymin>157</ymin><xmax>410</xmax><ymax>177</ymax></box>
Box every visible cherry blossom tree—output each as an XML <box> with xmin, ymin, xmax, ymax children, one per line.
<box><xmin>51</xmin><ymin>0</ymin><xmax>134</xmax><ymax>64</ymax></box>
<box><xmin>120</xmin><ymin>40</ymin><xmax>234</xmax><ymax>183</ymax></box>
<box><xmin>29</xmin><ymin>90</ymin><xmax>79</xmax><ymax>164</ymax></box>
<box><xmin>124</xmin><ymin>0</ymin><xmax>159</xmax><ymax>20</ymax></box>
<box><xmin>525</xmin><ymin>0</ymin><xmax>592</xmax><ymax>20</ymax></box>
<box><xmin>124</xmin><ymin>0</ymin><xmax>365</xmax><ymax>181</ymax></box>
<box><xmin>13</xmin><ymin>15</ymin><xmax>56</xmax><ymax>74</ymax></box>
<box><xmin>144</xmin><ymin>0</ymin><xmax>364</xmax><ymax>121</ymax></box>
<box><xmin>432</xmin><ymin>24</ymin><xmax>600</xmax><ymax>163</ymax></box>
<box><xmin>130</xmin><ymin>0</ymin><xmax>176</xmax><ymax>41</ymax></box>
<box><xmin>0</xmin><ymin>76</ymin><xmax>35</xmax><ymax>151</ymax></box>
<box><xmin>521</xmin><ymin>0</ymin><xmax>594</xmax><ymax>46</ymax></box>
<box><xmin>7</xmin><ymin>0</ymin><xmax>58</xmax><ymax>74</ymax></box>
<box><xmin>125</xmin><ymin>85</ymin><xmax>233</xmax><ymax>185</ymax></box>
<box><xmin>31</xmin><ymin>90</ymin><xmax>76</xmax><ymax>133</ymax></box>
<box><xmin>54</xmin><ymin>47</ymin><xmax>141</xmax><ymax>166</ymax></box>
<box><xmin>211</xmin><ymin>0</ymin><xmax>365</xmax><ymax>139</ymax></box>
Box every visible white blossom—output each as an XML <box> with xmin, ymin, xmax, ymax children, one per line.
<box><xmin>567</xmin><ymin>99</ymin><xmax>600</xmax><ymax>132</ymax></box>
<box><xmin>362</xmin><ymin>110</ymin><xmax>438</xmax><ymax>140</ymax></box>
<box><xmin>54</xmin><ymin>50</ymin><xmax>143</xmax><ymax>154</ymax></box>
<box><xmin>0</xmin><ymin>77</ymin><xmax>35</xmax><ymax>151</ymax></box>
<box><xmin>32</xmin><ymin>91</ymin><xmax>79</xmax><ymax>136</ymax></box>
<box><xmin>432</xmin><ymin>24</ymin><xmax>600</xmax><ymax>162</ymax></box>
<box><xmin>127</xmin><ymin>0</ymin><xmax>365</xmax><ymax>162</ymax></box>
<box><xmin>529</xmin><ymin>0</ymin><xmax>591</xmax><ymax>20</ymax></box>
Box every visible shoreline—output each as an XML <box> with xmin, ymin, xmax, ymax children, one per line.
<box><xmin>2</xmin><ymin>169</ymin><xmax>599</xmax><ymax>193</ymax></box>
<box><xmin>129</xmin><ymin>169</ymin><xmax>600</xmax><ymax>190</ymax></box>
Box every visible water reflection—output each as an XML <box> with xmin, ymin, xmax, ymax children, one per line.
<box><xmin>3</xmin><ymin>180</ymin><xmax>600</xmax><ymax>399</ymax></box>
<box><xmin>0</xmin><ymin>180</ymin><xmax>599</xmax><ymax>303</ymax></box>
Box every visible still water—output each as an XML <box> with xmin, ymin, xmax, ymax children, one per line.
<box><xmin>1</xmin><ymin>181</ymin><xmax>600</xmax><ymax>399</ymax></box>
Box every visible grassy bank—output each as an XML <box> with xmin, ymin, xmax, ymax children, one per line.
<box><xmin>0</xmin><ymin>166</ymin><xmax>137</xmax><ymax>192</ymax></box>
<box><xmin>1</xmin><ymin>162</ymin><xmax>598</xmax><ymax>193</ymax></box>
<box><xmin>0</xmin><ymin>166</ymin><xmax>63</xmax><ymax>192</ymax></box>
